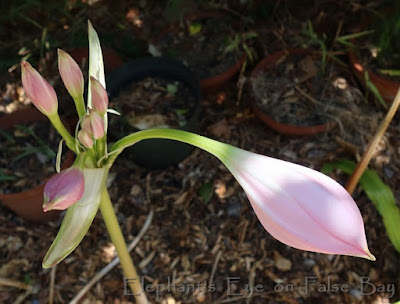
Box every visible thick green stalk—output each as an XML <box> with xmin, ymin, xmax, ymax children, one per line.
<box><xmin>96</xmin><ymin>136</ymin><xmax>106</xmax><ymax>164</ymax></box>
<box><xmin>48</xmin><ymin>113</ymin><xmax>77</xmax><ymax>153</ymax></box>
<box><xmin>107</xmin><ymin>128</ymin><xmax>230</xmax><ymax>166</ymax></box>
<box><xmin>99</xmin><ymin>187</ymin><xmax>149</xmax><ymax>304</ymax></box>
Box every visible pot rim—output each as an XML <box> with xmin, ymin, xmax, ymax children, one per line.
<box><xmin>249</xmin><ymin>48</ymin><xmax>335</xmax><ymax>136</ymax></box>
<box><xmin>106</xmin><ymin>56</ymin><xmax>202</xmax><ymax>169</ymax></box>
<box><xmin>348</xmin><ymin>49</ymin><xmax>399</xmax><ymax>103</ymax></box>
<box><xmin>154</xmin><ymin>10</ymin><xmax>245</xmax><ymax>93</ymax></box>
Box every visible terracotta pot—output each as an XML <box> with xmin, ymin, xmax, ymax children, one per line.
<box><xmin>155</xmin><ymin>10</ymin><xmax>245</xmax><ymax>94</ymax></box>
<box><xmin>348</xmin><ymin>50</ymin><xmax>399</xmax><ymax>104</ymax></box>
<box><xmin>66</xmin><ymin>47</ymin><xmax>123</xmax><ymax>73</ymax></box>
<box><xmin>200</xmin><ymin>54</ymin><xmax>246</xmax><ymax>93</ymax></box>
<box><xmin>249</xmin><ymin>48</ymin><xmax>335</xmax><ymax>136</ymax></box>
<box><xmin>0</xmin><ymin>107</ymin><xmax>74</xmax><ymax>222</ymax></box>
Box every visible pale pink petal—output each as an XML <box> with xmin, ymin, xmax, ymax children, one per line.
<box><xmin>21</xmin><ymin>61</ymin><xmax>58</xmax><ymax>116</ymax></box>
<box><xmin>89</xmin><ymin>110</ymin><xmax>104</xmax><ymax>139</ymax></box>
<box><xmin>223</xmin><ymin>147</ymin><xmax>375</xmax><ymax>260</ymax></box>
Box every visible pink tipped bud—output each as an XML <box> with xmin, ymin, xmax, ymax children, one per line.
<box><xmin>78</xmin><ymin>130</ymin><xmax>94</xmax><ymax>148</ymax></box>
<box><xmin>221</xmin><ymin>146</ymin><xmax>375</xmax><ymax>260</ymax></box>
<box><xmin>88</xmin><ymin>110</ymin><xmax>105</xmax><ymax>139</ymax></box>
<box><xmin>81</xmin><ymin>111</ymin><xmax>105</xmax><ymax>140</ymax></box>
<box><xmin>20</xmin><ymin>61</ymin><xmax>58</xmax><ymax>116</ymax></box>
<box><xmin>43</xmin><ymin>167</ymin><xmax>85</xmax><ymax>212</ymax></box>
<box><xmin>81</xmin><ymin>115</ymin><xmax>92</xmax><ymax>134</ymax></box>
<box><xmin>90</xmin><ymin>76</ymin><xmax>108</xmax><ymax>115</ymax></box>
<box><xmin>58</xmin><ymin>49</ymin><xmax>84</xmax><ymax>99</ymax></box>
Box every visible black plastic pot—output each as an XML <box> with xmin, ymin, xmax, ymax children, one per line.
<box><xmin>107</xmin><ymin>57</ymin><xmax>201</xmax><ymax>169</ymax></box>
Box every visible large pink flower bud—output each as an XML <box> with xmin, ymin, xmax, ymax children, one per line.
<box><xmin>90</xmin><ymin>76</ymin><xmax>108</xmax><ymax>115</ymax></box>
<box><xmin>221</xmin><ymin>146</ymin><xmax>375</xmax><ymax>260</ymax></box>
<box><xmin>58</xmin><ymin>49</ymin><xmax>84</xmax><ymax>99</ymax></box>
<box><xmin>21</xmin><ymin>61</ymin><xmax>58</xmax><ymax>116</ymax></box>
<box><xmin>43</xmin><ymin>167</ymin><xmax>85</xmax><ymax>212</ymax></box>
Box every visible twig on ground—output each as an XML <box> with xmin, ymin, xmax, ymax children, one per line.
<box><xmin>13</xmin><ymin>288</ymin><xmax>33</xmax><ymax>304</ymax></box>
<box><xmin>208</xmin><ymin>250</ymin><xmax>222</xmax><ymax>290</ymax></box>
<box><xmin>294</xmin><ymin>84</ymin><xmax>324</xmax><ymax>106</ymax></box>
<box><xmin>0</xmin><ymin>277</ymin><xmax>34</xmax><ymax>304</ymax></box>
<box><xmin>0</xmin><ymin>277</ymin><xmax>32</xmax><ymax>290</ymax></box>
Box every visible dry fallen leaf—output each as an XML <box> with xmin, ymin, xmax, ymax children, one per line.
<box><xmin>274</xmin><ymin>251</ymin><xmax>292</xmax><ymax>272</ymax></box>
<box><xmin>207</xmin><ymin>119</ymin><xmax>231</xmax><ymax>138</ymax></box>
<box><xmin>298</xmin><ymin>55</ymin><xmax>318</xmax><ymax>81</ymax></box>
<box><xmin>126</xmin><ymin>113</ymin><xmax>170</xmax><ymax>130</ymax></box>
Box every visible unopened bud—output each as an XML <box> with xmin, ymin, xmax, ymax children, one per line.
<box><xmin>21</xmin><ymin>61</ymin><xmax>58</xmax><ymax>116</ymax></box>
<box><xmin>81</xmin><ymin>111</ymin><xmax>105</xmax><ymax>140</ymax></box>
<box><xmin>43</xmin><ymin>167</ymin><xmax>85</xmax><ymax>212</ymax></box>
<box><xmin>58</xmin><ymin>49</ymin><xmax>84</xmax><ymax>99</ymax></box>
<box><xmin>78</xmin><ymin>130</ymin><xmax>94</xmax><ymax>148</ymax></box>
<box><xmin>90</xmin><ymin>76</ymin><xmax>108</xmax><ymax>115</ymax></box>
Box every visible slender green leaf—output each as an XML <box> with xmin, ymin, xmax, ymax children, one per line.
<box><xmin>199</xmin><ymin>182</ymin><xmax>213</xmax><ymax>203</ymax></box>
<box><xmin>364</xmin><ymin>71</ymin><xmax>387</xmax><ymax>109</ymax></box>
<box><xmin>0</xmin><ymin>129</ymin><xmax>15</xmax><ymax>143</ymax></box>
<box><xmin>336</xmin><ymin>30</ymin><xmax>374</xmax><ymax>42</ymax></box>
<box><xmin>378</xmin><ymin>69</ymin><xmax>400</xmax><ymax>76</ymax></box>
<box><xmin>0</xmin><ymin>169</ymin><xmax>16</xmax><ymax>182</ymax></box>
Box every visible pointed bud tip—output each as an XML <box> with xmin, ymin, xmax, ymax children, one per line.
<box><xmin>363</xmin><ymin>248</ymin><xmax>376</xmax><ymax>261</ymax></box>
<box><xmin>57</xmin><ymin>48</ymin><xmax>68</xmax><ymax>56</ymax></box>
<box><xmin>42</xmin><ymin>258</ymin><xmax>59</xmax><ymax>269</ymax></box>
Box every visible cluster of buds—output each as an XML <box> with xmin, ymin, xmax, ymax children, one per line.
<box><xmin>21</xmin><ymin>47</ymin><xmax>109</xmax><ymax>212</ymax></box>
<box><xmin>77</xmin><ymin>75</ymin><xmax>109</xmax><ymax>149</ymax></box>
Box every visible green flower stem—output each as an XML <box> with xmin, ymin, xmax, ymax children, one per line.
<box><xmin>48</xmin><ymin>113</ymin><xmax>77</xmax><ymax>153</ymax></box>
<box><xmin>96</xmin><ymin>136</ymin><xmax>106</xmax><ymax>164</ymax></box>
<box><xmin>99</xmin><ymin>187</ymin><xmax>149</xmax><ymax>304</ymax></box>
<box><xmin>73</xmin><ymin>94</ymin><xmax>86</xmax><ymax>119</ymax></box>
<box><xmin>107</xmin><ymin>128</ymin><xmax>230</xmax><ymax>166</ymax></box>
